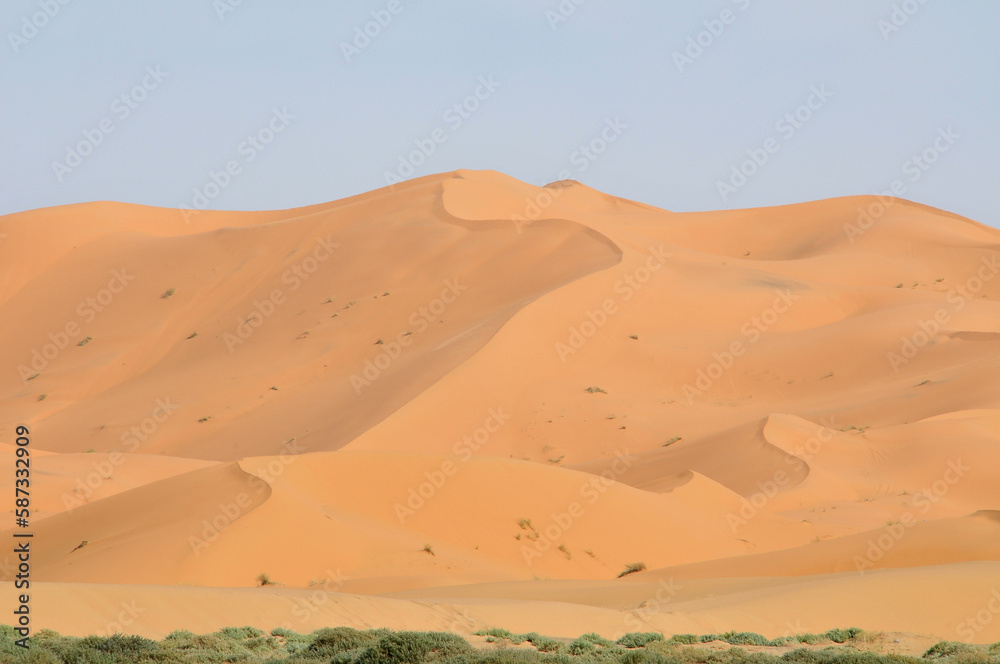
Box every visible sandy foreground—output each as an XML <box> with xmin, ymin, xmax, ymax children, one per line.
<box><xmin>1</xmin><ymin>170</ymin><xmax>998</xmax><ymax>645</ymax></box>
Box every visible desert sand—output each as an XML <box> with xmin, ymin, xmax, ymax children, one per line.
<box><xmin>1</xmin><ymin>170</ymin><xmax>998</xmax><ymax>645</ymax></box>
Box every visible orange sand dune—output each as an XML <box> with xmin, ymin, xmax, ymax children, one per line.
<box><xmin>1</xmin><ymin>170</ymin><xmax>999</xmax><ymax>643</ymax></box>
<box><xmin>0</xmin><ymin>450</ymin><xmax>214</xmax><ymax>527</ymax></box>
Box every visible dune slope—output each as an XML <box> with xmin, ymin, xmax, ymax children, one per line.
<box><xmin>1</xmin><ymin>170</ymin><xmax>998</xmax><ymax>643</ymax></box>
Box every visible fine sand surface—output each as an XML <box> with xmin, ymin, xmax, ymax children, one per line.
<box><xmin>1</xmin><ymin>170</ymin><xmax>998</xmax><ymax>644</ymax></box>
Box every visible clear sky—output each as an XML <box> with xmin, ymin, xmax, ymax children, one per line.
<box><xmin>2</xmin><ymin>1</ymin><xmax>998</xmax><ymax>226</ymax></box>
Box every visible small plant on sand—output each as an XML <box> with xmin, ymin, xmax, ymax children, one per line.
<box><xmin>422</xmin><ymin>544</ymin><xmax>435</xmax><ymax>556</ymax></box>
<box><xmin>585</xmin><ymin>386</ymin><xmax>607</xmax><ymax>394</ymax></box>
<box><xmin>256</xmin><ymin>573</ymin><xmax>276</xmax><ymax>586</ymax></box>
<box><xmin>161</xmin><ymin>288</ymin><xmax>175</xmax><ymax>299</ymax></box>
<box><xmin>617</xmin><ymin>562</ymin><xmax>647</xmax><ymax>578</ymax></box>
<box><xmin>77</xmin><ymin>336</ymin><xmax>92</xmax><ymax>346</ymax></box>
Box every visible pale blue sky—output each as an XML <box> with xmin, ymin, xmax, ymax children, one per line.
<box><xmin>2</xmin><ymin>1</ymin><xmax>998</xmax><ymax>226</ymax></box>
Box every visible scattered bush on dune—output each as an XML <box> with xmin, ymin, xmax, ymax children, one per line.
<box><xmin>618</xmin><ymin>562</ymin><xmax>647</xmax><ymax>578</ymax></box>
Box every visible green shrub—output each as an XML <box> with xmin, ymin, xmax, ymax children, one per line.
<box><xmin>306</xmin><ymin>627</ymin><xmax>382</xmax><ymax>658</ymax></box>
<box><xmin>521</xmin><ymin>632</ymin><xmax>561</xmax><ymax>653</ymax></box>
<box><xmin>160</xmin><ymin>631</ymin><xmax>254</xmax><ymax>659</ymax></box>
<box><xmin>621</xmin><ymin>649</ymin><xmax>678</xmax><ymax>664</ymax></box>
<box><xmin>923</xmin><ymin>641</ymin><xmax>979</xmax><ymax>659</ymax></box>
<box><xmin>824</xmin><ymin>629</ymin><xmax>864</xmax><ymax>644</ymax></box>
<box><xmin>217</xmin><ymin>626</ymin><xmax>266</xmax><ymax>641</ymax></box>
<box><xmin>355</xmin><ymin>631</ymin><xmax>471</xmax><ymax>664</ymax></box>
<box><xmin>567</xmin><ymin>632</ymin><xmax>616</xmax><ymax>655</ymax></box>
<box><xmin>618</xmin><ymin>632</ymin><xmax>665</xmax><ymax>648</ymax></box>
<box><xmin>78</xmin><ymin>634</ymin><xmax>158</xmax><ymax>656</ymax></box>
<box><xmin>669</xmin><ymin>634</ymin><xmax>699</xmax><ymax>645</ymax></box>
<box><xmin>474</xmin><ymin>628</ymin><xmax>523</xmax><ymax>644</ymax></box>
<box><xmin>719</xmin><ymin>632</ymin><xmax>777</xmax><ymax>647</ymax></box>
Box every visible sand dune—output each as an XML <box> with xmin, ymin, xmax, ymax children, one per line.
<box><xmin>1</xmin><ymin>170</ymin><xmax>998</xmax><ymax>643</ymax></box>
